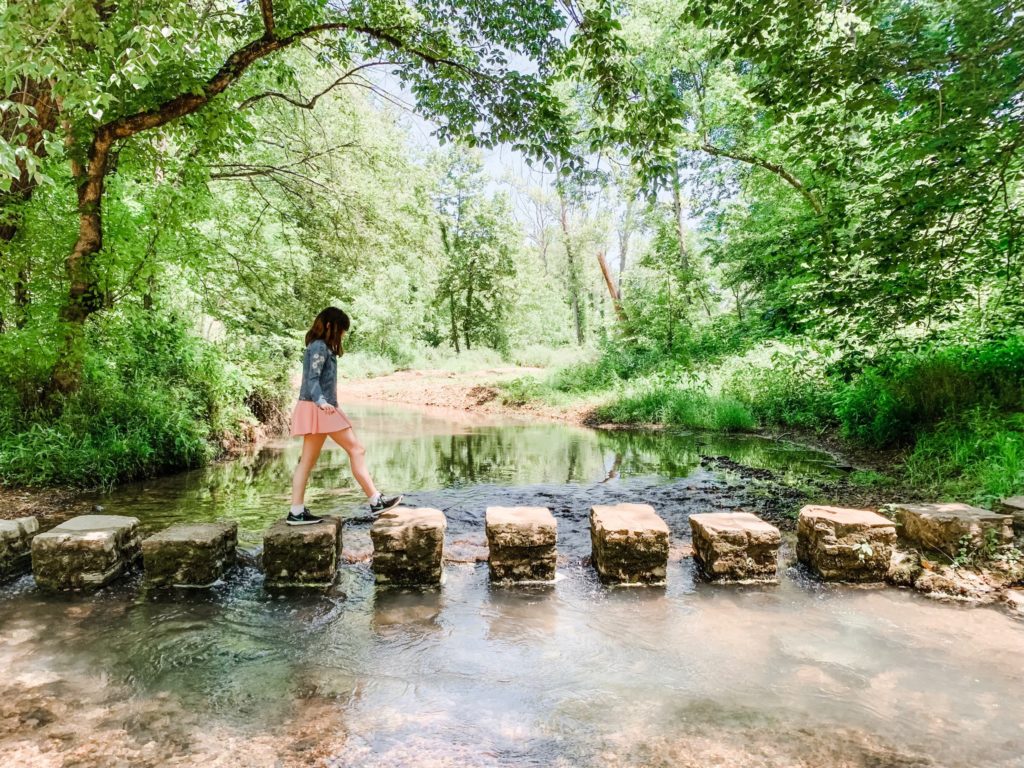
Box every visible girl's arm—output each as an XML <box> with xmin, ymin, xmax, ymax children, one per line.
<box><xmin>306</xmin><ymin>342</ymin><xmax>331</xmax><ymax>409</ymax></box>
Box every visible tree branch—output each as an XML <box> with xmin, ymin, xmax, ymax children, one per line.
<box><xmin>240</xmin><ymin>60</ymin><xmax>397</xmax><ymax>110</ymax></box>
<box><xmin>97</xmin><ymin>21</ymin><xmax>484</xmax><ymax>147</ymax></box>
<box><xmin>701</xmin><ymin>142</ymin><xmax>824</xmax><ymax>216</ymax></box>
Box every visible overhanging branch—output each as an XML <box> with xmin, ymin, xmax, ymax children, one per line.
<box><xmin>701</xmin><ymin>142</ymin><xmax>824</xmax><ymax>216</ymax></box>
<box><xmin>240</xmin><ymin>60</ymin><xmax>398</xmax><ymax>110</ymax></box>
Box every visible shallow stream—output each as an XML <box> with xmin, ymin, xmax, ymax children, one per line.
<box><xmin>2</xmin><ymin>405</ymin><xmax>1022</xmax><ymax>767</ymax></box>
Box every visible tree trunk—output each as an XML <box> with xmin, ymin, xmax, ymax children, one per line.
<box><xmin>667</xmin><ymin>274</ymin><xmax>674</xmax><ymax>350</ymax></box>
<box><xmin>560</xmin><ymin>196</ymin><xmax>585</xmax><ymax>345</ymax></box>
<box><xmin>597</xmin><ymin>250</ymin><xmax>626</xmax><ymax>322</ymax></box>
<box><xmin>51</xmin><ymin>134</ymin><xmax>113</xmax><ymax>395</ymax></box>
<box><xmin>616</xmin><ymin>197</ymin><xmax>633</xmax><ymax>293</ymax></box>
<box><xmin>671</xmin><ymin>169</ymin><xmax>691</xmax><ymax>275</ymax></box>
<box><xmin>462</xmin><ymin>289</ymin><xmax>471</xmax><ymax>351</ymax></box>
<box><xmin>449</xmin><ymin>293</ymin><xmax>460</xmax><ymax>354</ymax></box>
<box><xmin>732</xmin><ymin>285</ymin><xmax>745</xmax><ymax>321</ymax></box>
<box><xmin>463</xmin><ymin>261</ymin><xmax>474</xmax><ymax>351</ymax></box>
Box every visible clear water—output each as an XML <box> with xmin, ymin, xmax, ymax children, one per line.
<box><xmin>2</xmin><ymin>405</ymin><xmax>1022</xmax><ymax>768</ymax></box>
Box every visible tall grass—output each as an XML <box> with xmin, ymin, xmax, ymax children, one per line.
<box><xmin>593</xmin><ymin>385</ymin><xmax>756</xmax><ymax>431</ymax></box>
<box><xmin>904</xmin><ymin>409</ymin><xmax>1024</xmax><ymax>505</ymax></box>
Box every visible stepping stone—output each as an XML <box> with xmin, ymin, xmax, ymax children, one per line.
<box><xmin>263</xmin><ymin>516</ymin><xmax>342</xmax><ymax>587</ymax></box>
<box><xmin>796</xmin><ymin>505</ymin><xmax>896</xmax><ymax>582</ymax></box>
<box><xmin>485</xmin><ymin>506</ymin><xmax>557</xmax><ymax>583</ymax></box>
<box><xmin>142</xmin><ymin>521</ymin><xmax>238</xmax><ymax>588</ymax></box>
<box><xmin>998</xmin><ymin>496</ymin><xmax>1024</xmax><ymax>536</ymax></box>
<box><xmin>689</xmin><ymin>512</ymin><xmax>780</xmax><ymax>582</ymax></box>
<box><xmin>371</xmin><ymin>507</ymin><xmax>446</xmax><ymax>586</ymax></box>
<box><xmin>590</xmin><ymin>503</ymin><xmax>669</xmax><ymax>584</ymax></box>
<box><xmin>892</xmin><ymin>502</ymin><xmax>1014</xmax><ymax>557</ymax></box>
<box><xmin>0</xmin><ymin>516</ymin><xmax>39</xmax><ymax>582</ymax></box>
<box><xmin>31</xmin><ymin>515</ymin><xmax>141</xmax><ymax>591</ymax></box>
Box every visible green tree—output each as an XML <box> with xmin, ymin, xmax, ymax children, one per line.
<box><xmin>434</xmin><ymin>150</ymin><xmax>518</xmax><ymax>353</ymax></box>
<box><xmin>581</xmin><ymin>0</ymin><xmax>1024</xmax><ymax>347</ymax></box>
<box><xmin>0</xmin><ymin>0</ymin><xmax>613</xmax><ymax>394</ymax></box>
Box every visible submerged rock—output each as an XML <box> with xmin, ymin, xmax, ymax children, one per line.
<box><xmin>893</xmin><ymin>502</ymin><xmax>1013</xmax><ymax>558</ymax></box>
<box><xmin>590</xmin><ymin>503</ymin><xmax>669</xmax><ymax>584</ymax></box>
<box><xmin>142</xmin><ymin>521</ymin><xmax>238</xmax><ymax>588</ymax></box>
<box><xmin>262</xmin><ymin>516</ymin><xmax>342</xmax><ymax>587</ymax></box>
<box><xmin>796</xmin><ymin>505</ymin><xmax>895</xmax><ymax>583</ymax></box>
<box><xmin>371</xmin><ymin>507</ymin><xmax>446</xmax><ymax>586</ymax></box>
<box><xmin>0</xmin><ymin>516</ymin><xmax>38</xmax><ymax>582</ymax></box>
<box><xmin>485</xmin><ymin>506</ymin><xmax>557</xmax><ymax>583</ymax></box>
<box><xmin>31</xmin><ymin>515</ymin><xmax>141</xmax><ymax>591</ymax></box>
<box><xmin>690</xmin><ymin>512</ymin><xmax>780</xmax><ymax>583</ymax></box>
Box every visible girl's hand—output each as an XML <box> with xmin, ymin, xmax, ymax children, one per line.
<box><xmin>318</xmin><ymin>402</ymin><xmax>337</xmax><ymax>414</ymax></box>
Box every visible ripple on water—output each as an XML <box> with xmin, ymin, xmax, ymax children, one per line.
<box><xmin>2</xmin><ymin>405</ymin><xmax>1023</xmax><ymax>767</ymax></box>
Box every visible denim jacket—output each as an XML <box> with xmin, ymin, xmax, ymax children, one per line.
<box><xmin>298</xmin><ymin>339</ymin><xmax>337</xmax><ymax>407</ymax></box>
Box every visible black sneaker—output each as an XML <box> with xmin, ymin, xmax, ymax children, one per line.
<box><xmin>286</xmin><ymin>508</ymin><xmax>324</xmax><ymax>526</ymax></box>
<box><xmin>370</xmin><ymin>494</ymin><xmax>403</xmax><ymax>515</ymax></box>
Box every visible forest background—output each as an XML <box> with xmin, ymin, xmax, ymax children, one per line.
<box><xmin>0</xmin><ymin>0</ymin><xmax>1021</xmax><ymax>505</ymax></box>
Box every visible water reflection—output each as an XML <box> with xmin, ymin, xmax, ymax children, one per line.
<box><xmin>2</xmin><ymin>405</ymin><xmax>1023</xmax><ymax>767</ymax></box>
<box><xmin>83</xmin><ymin>405</ymin><xmax>840</xmax><ymax>544</ymax></box>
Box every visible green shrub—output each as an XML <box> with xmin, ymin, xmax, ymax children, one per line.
<box><xmin>903</xmin><ymin>408</ymin><xmax>1024</xmax><ymax>506</ymax></box>
<box><xmin>835</xmin><ymin>338</ymin><xmax>1024</xmax><ymax>447</ymax></box>
<box><xmin>500</xmin><ymin>376</ymin><xmax>551</xmax><ymax>406</ymax></box>
<box><xmin>549</xmin><ymin>341</ymin><xmax>669</xmax><ymax>394</ymax></box>
<box><xmin>724</xmin><ymin>354</ymin><xmax>837</xmax><ymax>430</ymax></box>
<box><xmin>0</xmin><ymin>310</ymin><xmax>285</xmax><ymax>488</ymax></box>
<box><xmin>593</xmin><ymin>383</ymin><xmax>755</xmax><ymax>432</ymax></box>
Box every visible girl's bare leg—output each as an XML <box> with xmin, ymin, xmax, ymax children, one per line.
<box><xmin>330</xmin><ymin>427</ymin><xmax>379</xmax><ymax>499</ymax></box>
<box><xmin>291</xmin><ymin>434</ymin><xmax>328</xmax><ymax>506</ymax></box>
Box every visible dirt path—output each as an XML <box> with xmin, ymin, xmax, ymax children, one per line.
<box><xmin>340</xmin><ymin>366</ymin><xmax>598</xmax><ymax>424</ymax></box>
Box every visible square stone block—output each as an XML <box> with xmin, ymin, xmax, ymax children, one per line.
<box><xmin>0</xmin><ymin>516</ymin><xmax>39</xmax><ymax>582</ymax></box>
<box><xmin>690</xmin><ymin>512</ymin><xmax>780</xmax><ymax>582</ymax></box>
<box><xmin>590</xmin><ymin>503</ymin><xmax>669</xmax><ymax>584</ymax></box>
<box><xmin>32</xmin><ymin>515</ymin><xmax>141</xmax><ymax>591</ymax></box>
<box><xmin>143</xmin><ymin>521</ymin><xmax>238</xmax><ymax>587</ymax></box>
<box><xmin>797</xmin><ymin>505</ymin><xmax>896</xmax><ymax>582</ymax></box>
<box><xmin>998</xmin><ymin>496</ymin><xmax>1024</xmax><ymax>536</ymax></box>
<box><xmin>371</xmin><ymin>507</ymin><xmax>446</xmax><ymax>586</ymax></box>
<box><xmin>263</xmin><ymin>516</ymin><xmax>342</xmax><ymax>587</ymax></box>
<box><xmin>893</xmin><ymin>502</ymin><xmax>1014</xmax><ymax>557</ymax></box>
<box><xmin>486</xmin><ymin>506</ymin><xmax>557</xmax><ymax>583</ymax></box>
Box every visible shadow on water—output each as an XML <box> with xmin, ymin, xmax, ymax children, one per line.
<box><xmin>1</xmin><ymin>405</ymin><xmax>1023</xmax><ymax>767</ymax></box>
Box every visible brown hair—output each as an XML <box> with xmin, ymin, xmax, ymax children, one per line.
<box><xmin>305</xmin><ymin>307</ymin><xmax>350</xmax><ymax>356</ymax></box>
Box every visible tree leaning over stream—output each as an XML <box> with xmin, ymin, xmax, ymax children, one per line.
<box><xmin>0</xmin><ymin>0</ymin><xmax>611</xmax><ymax>396</ymax></box>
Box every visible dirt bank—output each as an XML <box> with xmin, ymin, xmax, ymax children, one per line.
<box><xmin>340</xmin><ymin>366</ymin><xmax>598</xmax><ymax>424</ymax></box>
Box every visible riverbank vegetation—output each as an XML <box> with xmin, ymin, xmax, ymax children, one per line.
<box><xmin>504</xmin><ymin>337</ymin><xmax>1024</xmax><ymax>504</ymax></box>
<box><xmin>1</xmin><ymin>0</ymin><xmax>1021</xmax><ymax>500</ymax></box>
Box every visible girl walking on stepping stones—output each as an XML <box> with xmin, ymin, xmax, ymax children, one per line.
<box><xmin>288</xmin><ymin>307</ymin><xmax>402</xmax><ymax>525</ymax></box>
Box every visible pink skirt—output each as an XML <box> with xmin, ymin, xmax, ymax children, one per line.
<box><xmin>290</xmin><ymin>400</ymin><xmax>352</xmax><ymax>436</ymax></box>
